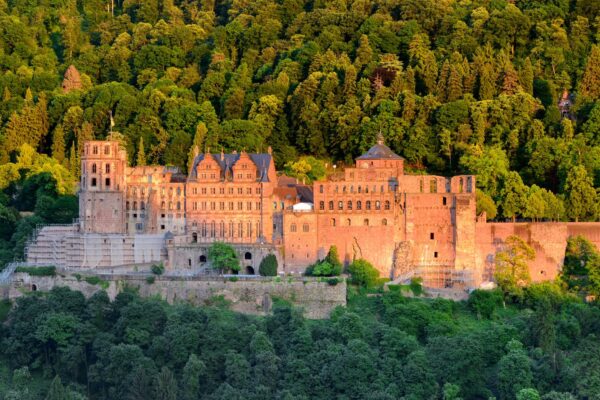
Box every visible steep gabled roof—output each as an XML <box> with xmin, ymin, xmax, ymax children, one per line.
<box><xmin>189</xmin><ymin>152</ymin><xmax>273</xmax><ymax>182</ymax></box>
<box><xmin>356</xmin><ymin>134</ymin><xmax>403</xmax><ymax>160</ymax></box>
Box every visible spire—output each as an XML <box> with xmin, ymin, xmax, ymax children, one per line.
<box><xmin>377</xmin><ymin>131</ymin><xmax>384</xmax><ymax>145</ymax></box>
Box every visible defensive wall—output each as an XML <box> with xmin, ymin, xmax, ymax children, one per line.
<box><xmin>2</xmin><ymin>272</ymin><xmax>346</xmax><ymax>319</ymax></box>
<box><xmin>475</xmin><ymin>222</ymin><xmax>600</xmax><ymax>283</ymax></box>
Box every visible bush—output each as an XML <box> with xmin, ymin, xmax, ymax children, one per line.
<box><xmin>15</xmin><ymin>266</ymin><xmax>56</xmax><ymax>276</ymax></box>
<box><xmin>259</xmin><ymin>254</ymin><xmax>278</xmax><ymax>276</ymax></box>
<box><xmin>468</xmin><ymin>289</ymin><xmax>504</xmax><ymax>319</ymax></box>
<box><xmin>348</xmin><ymin>259</ymin><xmax>379</xmax><ymax>289</ymax></box>
<box><xmin>327</xmin><ymin>277</ymin><xmax>340</xmax><ymax>286</ymax></box>
<box><xmin>208</xmin><ymin>242</ymin><xmax>240</xmax><ymax>273</ymax></box>
<box><xmin>146</xmin><ymin>276</ymin><xmax>156</xmax><ymax>284</ymax></box>
<box><xmin>228</xmin><ymin>276</ymin><xmax>239</xmax><ymax>282</ymax></box>
<box><xmin>151</xmin><ymin>262</ymin><xmax>165</xmax><ymax>275</ymax></box>
<box><xmin>84</xmin><ymin>276</ymin><xmax>110</xmax><ymax>289</ymax></box>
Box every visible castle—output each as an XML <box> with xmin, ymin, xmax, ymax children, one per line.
<box><xmin>25</xmin><ymin>137</ymin><xmax>600</xmax><ymax>289</ymax></box>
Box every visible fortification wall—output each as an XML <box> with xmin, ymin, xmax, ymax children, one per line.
<box><xmin>475</xmin><ymin>222</ymin><xmax>600</xmax><ymax>283</ymax></box>
<box><xmin>6</xmin><ymin>273</ymin><xmax>346</xmax><ymax>319</ymax></box>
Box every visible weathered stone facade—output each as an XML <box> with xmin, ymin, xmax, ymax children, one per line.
<box><xmin>24</xmin><ymin>137</ymin><xmax>600</xmax><ymax>289</ymax></box>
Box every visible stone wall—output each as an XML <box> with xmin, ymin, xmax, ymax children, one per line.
<box><xmin>475</xmin><ymin>222</ymin><xmax>600</xmax><ymax>284</ymax></box>
<box><xmin>6</xmin><ymin>273</ymin><xmax>346</xmax><ymax>319</ymax></box>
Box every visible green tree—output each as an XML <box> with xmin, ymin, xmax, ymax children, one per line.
<box><xmin>494</xmin><ymin>236</ymin><xmax>535</xmax><ymax>300</ymax></box>
<box><xmin>561</xmin><ymin>235</ymin><xmax>600</xmax><ymax>295</ymax></box>
<box><xmin>580</xmin><ymin>45</ymin><xmax>600</xmax><ymax>99</ymax></box>
<box><xmin>154</xmin><ymin>367</ymin><xmax>177</xmax><ymax>400</ymax></box>
<box><xmin>136</xmin><ymin>137</ymin><xmax>146</xmax><ymax>166</ymax></box>
<box><xmin>51</xmin><ymin>125</ymin><xmax>66</xmax><ymax>165</ymax></box>
<box><xmin>207</xmin><ymin>242</ymin><xmax>240</xmax><ymax>273</ymax></box>
<box><xmin>348</xmin><ymin>259</ymin><xmax>379</xmax><ymax>289</ymax></box>
<box><xmin>45</xmin><ymin>375</ymin><xmax>66</xmax><ymax>400</ymax></box>
<box><xmin>181</xmin><ymin>354</ymin><xmax>205</xmax><ymax>400</ymax></box>
<box><xmin>498</xmin><ymin>340</ymin><xmax>533</xmax><ymax>400</ymax></box>
<box><xmin>259</xmin><ymin>254</ymin><xmax>278</xmax><ymax>276</ymax></box>
<box><xmin>500</xmin><ymin>172</ymin><xmax>528</xmax><ymax>222</ymax></box>
<box><xmin>476</xmin><ymin>190</ymin><xmax>497</xmax><ymax>220</ymax></box>
<box><xmin>564</xmin><ymin>165</ymin><xmax>597</xmax><ymax>222</ymax></box>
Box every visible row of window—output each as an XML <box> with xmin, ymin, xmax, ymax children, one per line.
<box><xmin>198</xmin><ymin>172</ymin><xmax>257</xmax><ymax>180</ymax></box>
<box><xmin>191</xmin><ymin>201</ymin><xmax>261</xmax><ymax>211</ymax></box>
<box><xmin>319</xmin><ymin>200</ymin><xmax>391</xmax><ymax>211</ymax></box>
<box><xmin>190</xmin><ymin>187</ymin><xmax>261</xmax><ymax>195</ymax></box>
<box><xmin>87</xmin><ymin>177</ymin><xmax>110</xmax><ymax>187</ymax></box>
<box><xmin>190</xmin><ymin>221</ymin><xmax>260</xmax><ymax>239</ymax></box>
<box><xmin>88</xmin><ymin>163</ymin><xmax>111</xmax><ymax>174</ymax></box>
<box><xmin>129</xmin><ymin>186</ymin><xmax>183</xmax><ymax>197</ymax></box>
<box><xmin>319</xmin><ymin>184</ymin><xmax>392</xmax><ymax>194</ymax></box>
<box><xmin>330</xmin><ymin>218</ymin><xmax>387</xmax><ymax>227</ymax></box>
<box><xmin>87</xmin><ymin>145</ymin><xmax>111</xmax><ymax>155</ymax></box>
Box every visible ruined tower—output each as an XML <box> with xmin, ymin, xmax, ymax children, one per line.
<box><xmin>79</xmin><ymin>140</ymin><xmax>127</xmax><ymax>233</ymax></box>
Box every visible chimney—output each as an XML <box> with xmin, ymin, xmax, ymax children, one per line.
<box><xmin>220</xmin><ymin>148</ymin><xmax>224</xmax><ymax>161</ymax></box>
<box><xmin>267</xmin><ymin>146</ymin><xmax>272</xmax><ymax>155</ymax></box>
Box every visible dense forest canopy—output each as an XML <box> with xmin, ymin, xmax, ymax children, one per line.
<box><xmin>1</xmin><ymin>0</ymin><xmax>600</xmax><ymax>265</ymax></box>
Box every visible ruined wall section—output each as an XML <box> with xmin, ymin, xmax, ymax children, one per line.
<box><xmin>8</xmin><ymin>274</ymin><xmax>347</xmax><ymax>319</ymax></box>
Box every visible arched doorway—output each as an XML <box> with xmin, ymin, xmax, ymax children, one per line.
<box><xmin>244</xmin><ymin>252</ymin><xmax>252</xmax><ymax>260</ymax></box>
<box><xmin>199</xmin><ymin>255</ymin><xmax>207</xmax><ymax>263</ymax></box>
<box><xmin>246</xmin><ymin>266</ymin><xmax>255</xmax><ymax>275</ymax></box>
<box><xmin>31</xmin><ymin>284</ymin><xmax>37</xmax><ymax>291</ymax></box>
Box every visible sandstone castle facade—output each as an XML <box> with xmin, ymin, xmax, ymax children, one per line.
<box><xmin>25</xmin><ymin>138</ymin><xmax>600</xmax><ymax>288</ymax></box>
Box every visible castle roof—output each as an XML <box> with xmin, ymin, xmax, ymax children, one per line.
<box><xmin>189</xmin><ymin>152</ymin><xmax>273</xmax><ymax>182</ymax></box>
<box><xmin>357</xmin><ymin>134</ymin><xmax>403</xmax><ymax>161</ymax></box>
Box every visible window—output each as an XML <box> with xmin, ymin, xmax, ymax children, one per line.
<box><xmin>358</xmin><ymin>186</ymin><xmax>362</xmax><ymax>193</ymax></box>
<box><xmin>363</xmin><ymin>219</ymin><xmax>369</xmax><ymax>226</ymax></box>
<box><xmin>220</xmin><ymin>188</ymin><xmax>224</xmax><ymax>194</ymax></box>
<box><xmin>93</xmin><ymin>146</ymin><xmax>98</xmax><ymax>155</ymax></box>
<box><xmin>347</xmin><ymin>218</ymin><xmax>351</xmax><ymax>226</ymax></box>
<box><xmin>104</xmin><ymin>145</ymin><xmax>110</xmax><ymax>155</ymax></box>
<box><xmin>303</xmin><ymin>223</ymin><xmax>309</xmax><ymax>232</ymax></box>
<box><xmin>141</xmin><ymin>201</ymin><xmax>145</xmax><ymax>210</ymax></box>
<box><xmin>291</xmin><ymin>224</ymin><xmax>297</xmax><ymax>233</ymax></box>
<box><xmin>319</xmin><ymin>201</ymin><xmax>325</xmax><ymax>210</ymax></box>
<box><xmin>443</xmin><ymin>197</ymin><xmax>447</xmax><ymax>206</ymax></box>
<box><xmin>366</xmin><ymin>201</ymin><xmax>371</xmax><ymax>210</ymax></box>
<box><xmin>430</xmin><ymin>179</ymin><xmax>437</xmax><ymax>193</ymax></box>
<box><xmin>434</xmin><ymin>252</ymin><xmax>438</xmax><ymax>258</ymax></box>
<box><xmin>357</xmin><ymin>201</ymin><xmax>362</xmax><ymax>210</ymax></box>
<box><xmin>105</xmin><ymin>164</ymin><xmax>110</xmax><ymax>173</ymax></box>
<box><xmin>385</xmin><ymin>200</ymin><xmax>390</xmax><ymax>210</ymax></box>
<box><xmin>420</xmin><ymin>179</ymin><xmax>424</xmax><ymax>193</ymax></box>
<box><xmin>161</xmin><ymin>201</ymin><xmax>166</xmax><ymax>209</ymax></box>
<box><xmin>247</xmin><ymin>188</ymin><xmax>252</xmax><ymax>194</ymax></box>
<box><xmin>347</xmin><ymin>201</ymin><xmax>352</xmax><ymax>210</ymax></box>
<box><xmin>177</xmin><ymin>202</ymin><xmax>181</xmax><ymax>210</ymax></box>
<box><xmin>430</xmin><ymin>232</ymin><xmax>435</xmax><ymax>240</ymax></box>
<box><xmin>382</xmin><ymin>218</ymin><xmax>387</xmax><ymax>226</ymax></box>
<box><xmin>92</xmin><ymin>164</ymin><xmax>97</xmax><ymax>173</ymax></box>
<box><xmin>319</xmin><ymin>185</ymin><xmax>323</xmax><ymax>193</ymax></box>
<box><xmin>329</xmin><ymin>201</ymin><xmax>334</xmax><ymax>210</ymax></box>
<box><xmin>338</xmin><ymin>201</ymin><xmax>343</xmax><ymax>210</ymax></box>
<box><xmin>375</xmin><ymin>201</ymin><xmax>380</xmax><ymax>210</ymax></box>
<box><xmin>126</xmin><ymin>201</ymin><xmax>130</xmax><ymax>210</ymax></box>
<box><xmin>177</xmin><ymin>187</ymin><xmax>181</xmax><ymax>196</ymax></box>
<box><xmin>331</xmin><ymin>218</ymin><xmax>336</xmax><ymax>227</ymax></box>
<box><xmin>91</xmin><ymin>178</ymin><xmax>97</xmax><ymax>187</ymax></box>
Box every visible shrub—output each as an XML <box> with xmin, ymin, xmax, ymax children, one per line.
<box><xmin>409</xmin><ymin>277</ymin><xmax>424</xmax><ymax>296</ymax></box>
<box><xmin>348</xmin><ymin>259</ymin><xmax>379</xmax><ymax>289</ymax></box>
<box><xmin>468</xmin><ymin>289</ymin><xmax>504</xmax><ymax>319</ymax></box>
<box><xmin>208</xmin><ymin>242</ymin><xmax>240</xmax><ymax>273</ymax></box>
<box><xmin>151</xmin><ymin>262</ymin><xmax>165</xmax><ymax>275</ymax></box>
<box><xmin>146</xmin><ymin>276</ymin><xmax>156</xmax><ymax>284</ymax></box>
<box><xmin>259</xmin><ymin>254</ymin><xmax>278</xmax><ymax>276</ymax></box>
<box><xmin>15</xmin><ymin>266</ymin><xmax>56</xmax><ymax>276</ymax></box>
<box><xmin>228</xmin><ymin>276</ymin><xmax>239</xmax><ymax>282</ymax></box>
<box><xmin>327</xmin><ymin>277</ymin><xmax>339</xmax><ymax>286</ymax></box>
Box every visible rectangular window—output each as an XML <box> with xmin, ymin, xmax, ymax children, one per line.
<box><xmin>91</xmin><ymin>178</ymin><xmax>97</xmax><ymax>187</ymax></box>
<box><xmin>443</xmin><ymin>197</ymin><xmax>447</xmax><ymax>206</ymax></box>
<box><xmin>430</xmin><ymin>232</ymin><xmax>434</xmax><ymax>240</ymax></box>
<box><xmin>434</xmin><ymin>251</ymin><xmax>438</xmax><ymax>258</ymax></box>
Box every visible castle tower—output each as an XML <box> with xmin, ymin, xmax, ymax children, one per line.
<box><xmin>79</xmin><ymin>140</ymin><xmax>128</xmax><ymax>233</ymax></box>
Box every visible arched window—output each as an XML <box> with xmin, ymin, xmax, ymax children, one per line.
<box><xmin>331</xmin><ymin>218</ymin><xmax>336</xmax><ymax>227</ymax></box>
<box><xmin>338</xmin><ymin>201</ymin><xmax>343</xmax><ymax>210</ymax></box>
<box><xmin>133</xmin><ymin>201</ymin><xmax>137</xmax><ymax>210</ymax></box>
<box><xmin>92</xmin><ymin>164</ymin><xmax>97</xmax><ymax>173</ymax></box>
<box><xmin>303</xmin><ymin>223</ymin><xmax>309</xmax><ymax>232</ymax></box>
<box><xmin>357</xmin><ymin>201</ymin><xmax>362</xmax><ymax>210</ymax></box>
<box><xmin>375</xmin><ymin>201</ymin><xmax>381</xmax><ymax>210</ymax></box>
<box><xmin>385</xmin><ymin>200</ymin><xmax>390</xmax><ymax>210</ymax></box>
<box><xmin>210</xmin><ymin>221</ymin><xmax>216</xmax><ymax>237</ymax></box>
<box><xmin>365</xmin><ymin>186</ymin><xmax>369</xmax><ymax>193</ymax></box>
<box><xmin>347</xmin><ymin>201</ymin><xmax>352</xmax><ymax>210</ymax></box>
<box><xmin>199</xmin><ymin>255</ymin><xmax>207</xmax><ymax>263</ymax></box>
<box><xmin>366</xmin><ymin>201</ymin><xmax>371</xmax><ymax>210</ymax></box>
<box><xmin>220</xmin><ymin>221</ymin><xmax>225</xmax><ymax>237</ymax></box>
<box><xmin>105</xmin><ymin>164</ymin><xmax>110</xmax><ymax>173</ymax></box>
<box><xmin>319</xmin><ymin>185</ymin><xmax>324</xmax><ymax>193</ymax></box>
<box><xmin>358</xmin><ymin>186</ymin><xmax>362</xmax><ymax>193</ymax></box>
<box><xmin>343</xmin><ymin>186</ymin><xmax>346</xmax><ymax>193</ymax></box>
<box><xmin>140</xmin><ymin>201</ymin><xmax>145</xmax><ymax>210</ymax></box>
<box><xmin>161</xmin><ymin>201</ymin><xmax>165</xmax><ymax>209</ymax></box>
<box><xmin>319</xmin><ymin>201</ymin><xmax>325</xmax><ymax>210</ymax></box>
<box><xmin>291</xmin><ymin>224</ymin><xmax>297</xmax><ymax>232</ymax></box>
<box><xmin>201</xmin><ymin>222</ymin><xmax>207</xmax><ymax>237</ymax></box>
<box><xmin>126</xmin><ymin>201</ymin><xmax>130</xmax><ymax>210</ymax></box>
<box><xmin>347</xmin><ymin>218</ymin><xmax>351</xmax><ymax>226</ymax></box>
<box><xmin>245</xmin><ymin>252</ymin><xmax>252</xmax><ymax>260</ymax></box>
<box><xmin>364</xmin><ymin>219</ymin><xmax>369</xmax><ymax>226</ymax></box>
<box><xmin>192</xmin><ymin>232</ymin><xmax>198</xmax><ymax>243</ymax></box>
<box><xmin>329</xmin><ymin>201</ymin><xmax>334</xmax><ymax>210</ymax></box>
<box><xmin>430</xmin><ymin>179</ymin><xmax>437</xmax><ymax>193</ymax></box>
<box><xmin>350</xmin><ymin>186</ymin><xmax>354</xmax><ymax>193</ymax></box>
<box><xmin>382</xmin><ymin>218</ymin><xmax>388</xmax><ymax>226</ymax></box>
<box><xmin>176</xmin><ymin>202</ymin><xmax>181</xmax><ymax>210</ymax></box>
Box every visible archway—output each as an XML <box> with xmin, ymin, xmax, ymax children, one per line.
<box><xmin>31</xmin><ymin>284</ymin><xmax>37</xmax><ymax>291</ymax></box>
<box><xmin>246</xmin><ymin>266</ymin><xmax>255</xmax><ymax>275</ymax></box>
<box><xmin>199</xmin><ymin>255</ymin><xmax>207</xmax><ymax>263</ymax></box>
<box><xmin>244</xmin><ymin>252</ymin><xmax>252</xmax><ymax>260</ymax></box>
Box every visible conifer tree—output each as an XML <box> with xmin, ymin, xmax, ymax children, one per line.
<box><xmin>136</xmin><ymin>137</ymin><xmax>146</xmax><ymax>166</ymax></box>
<box><xmin>520</xmin><ymin>57</ymin><xmax>534</xmax><ymax>95</ymax></box>
<box><xmin>502</xmin><ymin>61</ymin><xmax>521</xmax><ymax>95</ymax></box>
<box><xmin>46</xmin><ymin>375</ymin><xmax>66</xmax><ymax>400</ymax></box>
<box><xmin>51</xmin><ymin>124</ymin><xmax>66</xmax><ymax>164</ymax></box>
<box><xmin>446</xmin><ymin>64</ymin><xmax>463</xmax><ymax>102</ymax></box>
<box><xmin>580</xmin><ymin>45</ymin><xmax>600</xmax><ymax>99</ymax></box>
<box><xmin>69</xmin><ymin>143</ymin><xmax>79</xmax><ymax>177</ymax></box>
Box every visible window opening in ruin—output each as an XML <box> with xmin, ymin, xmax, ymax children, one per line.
<box><xmin>434</xmin><ymin>252</ymin><xmax>438</xmax><ymax>258</ymax></box>
<box><xmin>375</xmin><ymin>201</ymin><xmax>381</xmax><ymax>210</ymax></box>
<box><xmin>420</xmin><ymin>179</ymin><xmax>423</xmax><ymax>193</ymax></box>
<box><xmin>31</xmin><ymin>284</ymin><xmax>37</xmax><ymax>291</ymax></box>
<box><xmin>92</xmin><ymin>164</ymin><xmax>97</xmax><ymax>173</ymax></box>
<box><xmin>430</xmin><ymin>179</ymin><xmax>437</xmax><ymax>193</ymax></box>
<box><xmin>200</xmin><ymin>255</ymin><xmax>207</xmax><ymax>263</ymax></box>
<box><xmin>160</xmin><ymin>225</ymin><xmax>165</xmax><ymax>230</ymax></box>
<box><xmin>443</xmin><ymin>197</ymin><xmax>447</xmax><ymax>206</ymax></box>
<box><xmin>459</xmin><ymin>178</ymin><xmax>464</xmax><ymax>193</ymax></box>
<box><xmin>245</xmin><ymin>252</ymin><xmax>252</xmax><ymax>260</ymax></box>
<box><xmin>291</xmin><ymin>224</ymin><xmax>297</xmax><ymax>232</ymax></box>
<box><xmin>329</xmin><ymin>201</ymin><xmax>334</xmax><ymax>210</ymax></box>
<box><xmin>357</xmin><ymin>201</ymin><xmax>362</xmax><ymax>210</ymax></box>
<box><xmin>246</xmin><ymin>266</ymin><xmax>255</xmax><ymax>275</ymax></box>
<box><xmin>188</xmin><ymin>259</ymin><xmax>192</xmax><ymax>267</ymax></box>
<box><xmin>347</xmin><ymin>218</ymin><xmax>351</xmax><ymax>226</ymax></box>
<box><xmin>91</xmin><ymin>178</ymin><xmax>97</xmax><ymax>187</ymax></box>
<box><xmin>364</xmin><ymin>219</ymin><xmax>369</xmax><ymax>226</ymax></box>
<box><xmin>366</xmin><ymin>201</ymin><xmax>371</xmax><ymax>210</ymax></box>
<box><xmin>348</xmin><ymin>201</ymin><xmax>352</xmax><ymax>210</ymax></box>
<box><xmin>105</xmin><ymin>178</ymin><xmax>110</xmax><ymax>187</ymax></box>
<box><xmin>430</xmin><ymin>233</ymin><xmax>435</xmax><ymax>240</ymax></box>
<box><xmin>192</xmin><ymin>232</ymin><xmax>198</xmax><ymax>243</ymax></box>
<box><xmin>338</xmin><ymin>201</ymin><xmax>343</xmax><ymax>210</ymax></box>
<box><xmin>382</xmin><ymin>218</ymin><xmax>387</xmax><ymax>226</ymax></box>
<box><xmin>331</xmin><ymin>218</ymin><xmax>336</xmax><ymax>227</ymax></box>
